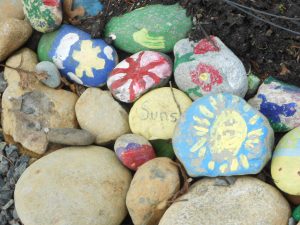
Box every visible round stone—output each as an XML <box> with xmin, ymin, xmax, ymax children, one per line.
<box><xmin>129</xmin><ymin>87</ymin><xmax>192</xmax><ymax>140</ymax></box>
<box><xmin>159</xmin><ymin>177</ymin><xmax>291</xmax><ymax>225</ymax></box>
<box><xmin>104</xmin><ymin>4</ymin><xmax>192</xmax><ymax>53</ymax></box>
<box><xmin>38</xmin><ymin>24</ymin><xmax>118</xmax><ymax>87</ymax></box>
<box><xmin>271</xmin><ymin>126</ymin><xmax>300</xmax><ymax>196</ymax></box>
<box><xmin>173</xmin><ymin>93</ymin><xmax>274</xmax><ymax>177</ymax></box>
<box><xmin>23</xmin><ymin>0</ymin><xmax>63</xmax><ymax>33</ymax></box>
<box><xmin>36</xmin><ymin>61</ymin><xmax>61</xmax><ymax>88</ymax></box>
<box><xmin>114</xmin><ymin>134</ymin><xmax>156</xmax><ymax>171</ymax></box>
<box><xmin>75</xmin><ymin>88</ymin><xmax>130</xmax><ymax>145</ymax></box>
<box><xmin>174</xmin><ymin>36</ymin><xmax>248</xmax><ymax>100</ymax></box>
<box><xmin>126</xmin><ymin>157</ymin><xmax>180</xmax><ymax>225</ymax></box>
<box><xmin>15</xmin><ymin>146</ymin><xmax>132</xmax><ymax>225</ymax></box>
<box><xmin>107</xmin><ymin>51</ymin><xmax>172</xmax><ymax>103</ymax></box>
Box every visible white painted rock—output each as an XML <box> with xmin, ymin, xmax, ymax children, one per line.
<box><xmin>248</xmin><ymin>76</ymin><xmax>300</xmax><ymax>132</ymax></box>
<box><xmin>174</xmin><ymin>36</ymin><xmax>248</xmax><ymax>100</ymax></box>
<box><xmin>126</xmin><ymin>158</ymin><xmax>180</xmax><ymax>225</ymax></box>
<box><xmin>107</xmin><ymin>51</ymin><xmax>172</xmax><ymax>103</ymax></box>
<box><xmin>159</xmin><ymin>177</ymin><xmax>291</xmax><ymax>225</ymax></box>
<box><xmin>75</xmin><ymin>88</ymin><xmax>130</xmax><ymax>144</ymax></box>
<box><xmin>15</xmin><ymin>146</ymin><xmax>132</xmax><ymax>225</ymax></box>
<box><xmin>0</xmin><ymin>18</ymin><xmax>32</xmax><ymax>61</ymax></box>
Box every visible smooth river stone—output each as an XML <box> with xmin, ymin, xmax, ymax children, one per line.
<box><xmin>36</xmin><ymin>61</ymin><xmax>61</xmax><ymax>88</ymax></box>
<box><xmin>129</xmin><ymin>87</ymin><xmax>192</xmax><ymax>140</ymax></box>
<box><xmin>23</xmin><ymin>0</ymin><xmax>63</xmax><ymax>33</ymax></box>
<box><xmin>0</xmin><ymin>0</ymin><xmax>24</xmax><ymax>19</ymax></box>
<box><xmin>107</xmin><ymin>51</ymin><xmax>172</xmax><ymax>103</ymax></box>
<box><xmin>38</xmin><ymin>24</ymin><xmax>118</xmax><ymax>87</ymax></box>
<box><xmin>159</xmin><ymin>177</ymin><xmax>291</xmax><ymax>225</ymax></box>
<box><xmin>104</xmin><ymin>4</ymin><xmax>192</xmax><ymax>53</ymax></box>
<box><xmin>173</xmin><ymin>93</ymin><xmax>274</xmax><ymax>177</ymax></box>
<box><xmin>248</xmin><ymin>76</ymin><xmax>300</xmax><ymax>132</ymax></box>
<box><xmin>114</xmin><ymin>133</ymin><xmax>156</xmax><ymax>171</ymax></box>
<box><xmin>174</xmin><ymin>36</ymin><xmax>248</xmax><ymax>100</ymax></box>
<box><xmin>14</xmin><ymin>146</ymin><xmax>132</xmax><ymax>225</ymax></box>
<box><xmin>271</xmin><ymin>127</ymin><xmax>300</xmax><ymax>196</ymax></box>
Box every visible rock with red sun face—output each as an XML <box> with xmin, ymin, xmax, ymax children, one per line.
<box><xmin>174</xmin><ymin>36</ymin><xmax>248</xmax><ymax>100</ymax></box>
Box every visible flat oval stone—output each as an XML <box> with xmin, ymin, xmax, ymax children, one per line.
<box><xmin>174</xmin><ymin>36</ymin><xmax>248</xmax><ymax>100</ymax></box>
<box><xmin>104</xmin><ymin>4</ymin><xmax>192</xmax><ymax>53</ymax></box>
<box><xmin>248</xmin><ymin>76</ymin><xmax>300</xmax><ymax>132</ymax></box>
<box><xmin>72</xmin><ymin>0</ymin><xmax>103</xmax><ymax>17</ymax></box>
<box><xmin>129</xmin><ymin>87</ymin><xmax>192</xmax><ymax>140</ymax></box>
<box><xmin>114</xmin><ymin>134</ymin><xmax>156</xmax><ymax>170</ymax></box>
<box><xmin>107</xmin><ymin>51</ymin><xmax>172</xmax><ymax>103</ymax></box>
<box><xmin>14</xmin><ymin>146</ymin><xmax>132</xmax><ymax>225</ymax></box>
<box><xmin>23</xmin><ymin>0</ymin><xmax>63</xmax><ymax>33</ymax></box>
<box><xmin>173</xmin><ymin>93</ymin><xmax>274</xmax><ymax>177</ymax></box>
<box><xmin>36</xmin><ymin>61</ymin><xmax>61</xmax><ymax>88</ymax></box>
<box><xmin>271</xmin><ymin>127</ymin><xmax>300</xmax><ymax>196</ymax></box>
<box><xmin>38</xmin><ymin>24</ymin><xmax>118</xmax><ymax>87</ymax></box>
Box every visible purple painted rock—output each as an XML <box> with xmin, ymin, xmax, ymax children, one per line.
<box><xmin>114</xmin><ymin>134</ymin><xmax>156</xmax><ymax>171</ymax></box>
<box><xmin>107</xmin><ymin>51</ymin><xmax>172</xmax><ymax>103</ymax></box>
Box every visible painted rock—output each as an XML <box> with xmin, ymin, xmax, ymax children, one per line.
<box><xmin>126</xmin><ymin>158</ymin><xmax>180</xmax><ymax>225</ymax></box>
<box><xmin>174</xmin><ymin>37</ymin><xmax>248</xmax><ymax>100</ymax></box>
<box><xmin>38</xmin><ymin>24</ymin><xmax>118</xmax><ymax>87</ymax></box>
<box><xmin>159</xmin><ymin>177</ymin><xmax>291</xmax><ymax>225</ymax></box>
<box><xmin>151</xmin><ymin>139</ymin><xmax>175</xmax><ymax>159</ymax></box>
<box><xmin>15</xmin><ymin>146</ymin><xmax>132</xmax><ymax>225</ymax></box>
<box><xmin>71</xmin><ymin>0</ymin><xmax>103</xmax><ymax>17</ymax></box>
<box><xmin>248</xmin><ymin>77</ymin><xmax>300</xmax><ymax>132</ymax></box>
<box><xmin>104</xmin><ymin>4</ymin><xmax>192</xmax><ymax>53</ymax></box>
<box><xmin>107</xmin><ymin>51</ymin><xmax>172</xmax><ymax>103</ymax></box>
<box><xmin>293</xmin><ymin>205</ymin><xmax>300</xmax><ymax>222</ymax></box>
<box><xmin>271</xmin><ymin>127</ymin><xmax>300</xmax><ymax>196</ymax></box>
<box><xmin>36</xmin><ymin>61</ymin><xmax>61</xmax><ymax>88</ymax></box>
<box><xmin>114</xmin><ymin>134</ymin><xmax>156</xmax><ymax>170</ymax></box>
<box><xmin>247</xmin><ymin>73</ymin><xmax>261</xmax><ymax>96</ymax></box>
<box><xmin>23</xmin><ymin>0</ymin><xmax>63</xmax><ymax>33</ymax></box>
<box><xmin>173</xmin><ymin>93</ymin><xmax>274</xmax><ymax>177</ymax></box>
<box><xmin>129</xmin><ymin>87</ymin><xmax>192</xmax><ymax>140</ymax></box>
<box><xmin>0</xmin><ymin>0</ymin><xmax>24</xmax><ymax>19</ymax></box>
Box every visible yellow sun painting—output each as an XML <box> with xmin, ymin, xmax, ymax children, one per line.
<box><xmin>173</xmin><ymin>93</ymin><xmax>273</xmax><ymax>177</ymax></box>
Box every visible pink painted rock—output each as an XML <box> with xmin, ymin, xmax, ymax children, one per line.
<box><xmin>114</xmin><ymin>134</ymin><xmax>156</xmax><ymax>171</ymax></box>
<box><xmin>107</xmin><ymin>51</ymin><xmax>172</xmax><ymax>103</ymax></box>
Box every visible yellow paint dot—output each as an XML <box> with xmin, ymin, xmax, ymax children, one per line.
<box><xmin>220</xmin><ymin>164</ymin><xmax>228</xmax><ymax>173</ymax></box>
<box><xmin>198</xmin><ymin>147</ymin><xmax>207</xmax><ymax>157</ymax></box>
<box><xmin>208</xmin><ymin>161</ymin><xmax>215</xmax><ymax>170</ymax></box>
<box><xmin>240</xmin><ymin>154</ymin><xmax>249</xmax><ymax>169</ymax></box>
<box><xmin>198</xmin><ymin>72</ymin><xmax>210</xmax><ymax>81</ymax></box>
<box><xmin>249</xmin><ymin>115</ymin><xmax>259</xmax><ymax>125</ymax></box>
<box><xmin>230</xmin><ymin>158</ymin><xmax>239</xmax><ymax>171</ymax></box>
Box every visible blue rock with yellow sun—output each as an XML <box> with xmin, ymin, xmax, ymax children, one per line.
<box><xmin>173</xmin><ymin>93</ymin><xmax>274</xmax><ymax>177</ymax></box>
<box><xmin>37</xmin><ymin>24</ymin><xmax>118</xmax><ymax>87</ymax></box>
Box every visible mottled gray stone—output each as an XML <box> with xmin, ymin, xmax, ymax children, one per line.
<box><xmin>36</xmin><ymin>61</ymin><xmax>61</xmax><ymax>88</ymax></box>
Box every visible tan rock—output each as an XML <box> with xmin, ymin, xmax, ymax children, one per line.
<box><xmin>0</xmin><ymin>0</ymin><xmax>24</xmax><ymax>19</ymax></box>
<box><xmin>1</xmin><ymin>48</ymin><xmax>78</xmax><ymax>155</ymax></box>
<box><xmin>159</xmin><ymin>177</ymin><xmax>291</xmax><ymax>225</ymax></box>
<box><xmin>126</xmin><ymin>158</ymin><xmax>180</xmax><ymax>225</ymax></box>
<box><xmin>15</xmin><ymin>146</ymin><xmax>132</xmax><ymax>225</ymax></box>
<box><xmin>0</xmin><ymin>18</ymin><xmax>32</xmax><ymax>61</ymax></box>
<box><xmin>75</xmin><ymin>88</ymin><xmax>130</xmax><ymax>144</ymax></box>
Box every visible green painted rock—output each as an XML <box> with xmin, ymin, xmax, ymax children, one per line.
<box><xmin>104</xmin><ymin>4</ymin><xmax>192</xmax><ymax>53</ymax></box>
<box><xmin>293</xmin><ymin>205</ymin><xmax>300</xmax><ymax>222</ymax></box>
<box><xmin>247</xmin><ymin>73</ymin><xmax>261</xmax><ymax>96</ymax></box>
<box><xmin>23</xmin><ymin>0</ymin><xmax>63</xmax><ymax>33</ymax></box>
<box><xmin>150</xmin><ymin>139</ymin><xmax>175</xmax><ymax>159</ymax></box>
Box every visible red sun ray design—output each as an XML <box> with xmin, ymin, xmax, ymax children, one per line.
<box><xmin>42</xmin><ymin>0</ymin><xmax>60</xmax><ymax>7</ymax></box>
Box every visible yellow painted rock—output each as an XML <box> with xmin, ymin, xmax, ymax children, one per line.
<box><xmin>129</xmin><ymin>87</ymin><xmax>192</xmax><ymax>140</ymax></box>
<box><xmin>271</xmin><ymin>126</ymin><xmax>300</xmax><ymax>196</ymax></box>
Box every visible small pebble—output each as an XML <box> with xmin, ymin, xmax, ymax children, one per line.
<box><xmin>35</xmin><ymin>61</ymin><xmax>61</xmax><ymax>88</ymax></box>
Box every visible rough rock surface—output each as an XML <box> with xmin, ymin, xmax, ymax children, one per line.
<box><xmin>15</xmin><ymin>146</ymin><xmax>132</xmax><ymax>225</ymax></box>
<box><xmin>126</xmin><ymin>158</ymin><xmax>180</xmax><ymax>225</ymax></box>
<box><xmin>159</xmin><ymin>177</ymin><xmax>291</xmax><ymax>225</ymax></box>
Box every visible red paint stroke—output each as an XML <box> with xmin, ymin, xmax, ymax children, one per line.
<box><xmin>120</xmin><ymin>145</ymin><xmax>156</xmax><ymax>171</ymax></box>
<box><xmin>110</xmin><ymin>51</ymin><xmax>168</xmax><ymax>102</ymax></box>
<box><xmin>194</xmin><ymin>36</ymin><xmax>220</xmax><ymax>55</ymax></box>
<box><xmin>42</xmin><ymin>0</ymin><xmax>59</xmax><ymax>7</ymax></box>
<box><xmin>191</xmin><ymin>64</ymin><xmax>223</xmax><ymax>92</ymax></box>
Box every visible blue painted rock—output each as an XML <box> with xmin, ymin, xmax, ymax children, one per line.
<box><xmin>23</xmin><ymin>0</ymin><xmax>63</xmax><ymax>33</ymax></box>
<box><xmin>173</xmin><ymin>93</ymin><xmax>274</xmax><ymax>177</ymax></box>
<box><xmin>36</xmin><ymin>61</ymin><xmax>61</xmax><ymax>88</ymax></box>
<box><xmin>107</xmin><ymin>51</ymin><xmax>172</xmax><ymax>103</ymax></box>
<box><xmin>271</xmin><ymin>127</ymin><xmax>300</xmax><ymax>196</ymax></box>
<box><xmin>37</xmin><ymin>24</ymin><xmax>118</xmax><ymax>87</ymax></box>
<box><xmin>114</xmin><ymin>134</ymin><xmax>156</xmax><ymax>171</ymax></box>
<box><xmin>174</xmin><ymin>36</ymin><xmax>248</xmax><ymax>100</ymax></box>
<box><xmin>248</xmin><ymin>77</ymin><xmax>300</xmax><ymax>132</ymax></box>
<box><xmin>104</xmin><ymin>4</ymin><xmax>192</xmax><ymax>53</ymax></box>
<box><xmin>72</xmin><ymin>0</ymin><xmax>103</xmax><ymax>17</ymax></box>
